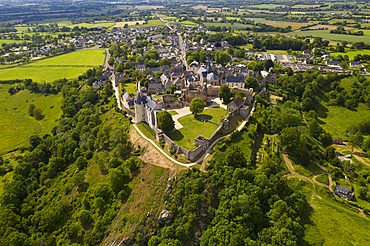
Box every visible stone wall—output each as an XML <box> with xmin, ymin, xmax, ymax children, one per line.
<box><xmin>120</xmin><ymin>98</ymin><xmax>135</xmax><ymax>116</ymax></box>
<box><xmin>147</xmin><ymin>89</ymin><xmax>266</xmax><ymax>161</ymax></box>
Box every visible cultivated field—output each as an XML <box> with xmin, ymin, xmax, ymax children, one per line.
<box><xmin>288</xmin><ymin>29</ymin><xmax>370</xmax><ymax>43</ymax></box>
<box><xmin>204</xmin><ymin>22</ymin><xmax>255</xmax><ymax>30</ymax></box>
<box><xmin>0</xmin><ymin>49</ymin><xmax>106</xmax><ymax>82</ymax></box>
<box><xmin>65</xmin><ymin>22</ymin><xmax>115</xmax><ymax>29</ymax></box>
<box><xmin>138</xmin><ymin>19</ymin><xmax>164</xmax><ymax>27</ymax></box>
<box><xmin>113</xmin><ymin>21</ymin><xmax>145</xmax><ymax>27</ymax></box>
<box><xmin>0</xmin><ymin>84</ymin><xmax>63</xmax><ymax>154</ymax></box>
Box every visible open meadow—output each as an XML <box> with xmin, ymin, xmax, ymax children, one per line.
<box><xmin>317</xmin><ymin>102</ymin><xmax>370</xmax><ymax>138</ymax></box>
<box><xmin>0</xmin><ymin>49</ymin><xmax>106</xmax><ymax>82</ymax></box>
<box><xmin>0</xmin><ymin>84</ymin><xmax>63</xmax><ymax>154</ymax></box>
<box><xmin>204</xmin><ymin>22</ymin><xmax>255</xmax><ymax>30</ymax></box>
<box><xmin>331</xmin><ymin>49</ymin><xmax>370</xmax><ymax>60</ymax></box>
<box><xmin>288</xmin><ymin>29</ymin><xmax>370</xmax><ymax>43</ymax></box>
<box><xmin>288</xmin><ymin>177</ymin><xmax>370</xmax><ymax>246</ymax></box>
<box><xmin>65</xmin><ymin>22</ymin><xmax>115</xmax><ymax>29</ymax></box>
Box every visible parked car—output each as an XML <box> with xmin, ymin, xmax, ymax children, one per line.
<box><xmin>345</xmin><ymin>154</ymin><xmax>352</xmax><ymax>158</ymax></box>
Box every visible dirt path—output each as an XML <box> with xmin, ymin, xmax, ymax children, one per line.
<box><xmin>334</xmin><ymin>143</ymin><xmax>370</xmax><ymax>167</ymax></box>
<box><xmin>282</xmin><ymin>154</ymin><xmax>322</xmax><ymax>199</ymax></box>
<box><xmin>313</xmin><ymin>175</ymin><xmax>329</xmax><ymax>188</ymax></box>
<box><xmin>129</xmin><ymin>126</ymin><xmax>186</xmax><ymax>171</ymax></box>
<box><xmin>283</xmin><ymin>154</ymin><xmax>366</xmax><ymax>216</ymax></box>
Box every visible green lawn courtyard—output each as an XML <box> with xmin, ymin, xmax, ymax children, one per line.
<box><xmin>168</xmin><ymin>108</ymin><xmax>229</xmax><ymax>150</ymax></box>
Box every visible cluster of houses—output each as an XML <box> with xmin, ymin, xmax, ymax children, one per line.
<box><xmin>294</xmin><ymin>49</ymin><xmax>362</xmax><ymax>70</ymax></box>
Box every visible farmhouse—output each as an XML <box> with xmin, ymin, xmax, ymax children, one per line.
<box><xmin>335</xmin><ymin>185</ymin><xmax>354</xmax><ymax>201</ymax></box>
<box><xmin>332</xmin><ymin>138</ymin><xmax>343</xmax><ymax>144</ymax></box>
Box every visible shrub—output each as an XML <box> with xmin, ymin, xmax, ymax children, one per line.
<box><xmin>159</xmin><ymin>140</ymin><xmax>165</xmax><ymax>148</ymax></box>
<box><xmin>170</xmin><ymin>148</ymin><xmax>176</xmax><ymax>155</ymax></box>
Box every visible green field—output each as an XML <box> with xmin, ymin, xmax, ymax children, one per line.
<box><xmin>0</xmin><ymin>84</ymin><xmax>63</xmax><ymax>154</ymax></box>
<box><xmin>138</xmin><ymin>19</ymin><xmax>164</xmax><ymax>27</ymax></box>
<box><xmin>0</xmin><ymin>39</ymin><xmax>27</xmax><ymax>45</ymax></box>
<box><xmin>65</xmin><ymin>22</ymin><xmax>115</xmax><ymax>29</ymax></box>
<box><xmin>168</xmin><ymin>108</ymin><xmax>229</xmax><ymax>150</ymax></box>
<box><xmin>289</xmin><ymin>29</ymin><xmax>370</xmax><ymax>43</ymax></box>
<box><xmin>247</xmin><ymin>4</ymin><xmax>286</xmax><ymax>9</ymax></box>
<box><xmin>181</xmin><ymin>21</ymin><xmax>198</xmax><ymax>26</ymax></box>
<box><xmin>198</xmin><ymin>108</ymin><xmax>229</xmax><ymax>124</ymax></box>
<box><xmin>330</xmin><ymin>49</ymin><xmax>370</xmax><ymax>60</ymax></box>
<box><xmin>0</xmin><ymin>50</ymin><xmax>106</xmax><ymax>82</ymax></box>
<box><xmin>204</xmin><ymin>22</ymin><xmax>256</xmax><ymax>30</ymax></box>
<box><xmin>25</xmin><ymin>49</ymin><xmax>106</xmax><ymax>67</ymax></box>
<box><xmin>317</xmin><ymin>102</ymin><xmax>370</xmax><ymax>138</ymax></box>
<box><xmin>122</xmin><ymin>82</ymin><xmax>137</xmax><ymax>94</ymax></box>
<box><xmin>288</xmin><ymin>177</ymin><xmax>370</xmax><ymax>246</ymax></box>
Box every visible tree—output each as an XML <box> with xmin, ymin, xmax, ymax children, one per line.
<box><xmin>323</xmin><ymin>146</ymin><xmax>336</xmax><ymax>161</ymax></box>
<box><xmin>245</xmin><ymin>77</ymin><xmax>259</xmax><ymax>91</ymax></box>
<box><xmin>104</xmin><ymin>81</ymin><xmax>113</xmax><ymax>97</ymax></box>
<box><xmin>108</xmin><ymin>57</ymin><xmax>114</xmax><ymax>66</ymax></box>
<box><xmin>157</xmin><ymin>111</ymin><xmax>175</xmax><ymax>133</ymax></box>
<box><xmin>124</xmin><ymin>62</ymin><xmax>132</xmax><ymax>69</ymax></box>
<box><xmin>279</xmin><ymin>127</ymin><xmax>302</xmax><ymax>154</ymax></box>
<box><xmin>33</xmin><ymin>108</ymin><xmax>43</xmax><ymax>120</ymax></box>
<box><xmin>190</xmin><ymin>98</ymin><xmax>204</xmax><ymax>116</ymax></box>
<box><xmin>214</xmin><ymin>51</ymin><xmax>231</xmax><ymax>65</ymax></box>
<box><xmin>235</xmin><ymin>90</ymin><xmax>246</xmax><ymax>100</ymax></box>
<box><xmin>349</xmin><ymin>133</ymin><xmax>364</xmax><ymax>152</ymax></box>
<box><xmin>264</xmin><ymin>59</ymin><xmax>274</xmax><ymax>71</ymax></box>
<box><xmin>116</xmin><ymin>63</ymin><xmax>124</xmax><ymax>73</ymax></box>
<box><xmin>28</xmin><ymin>104</ymin><xmax>36</xmax><ymax>116</ymax></box>
<box><xmin>109</xmin><ymin>157</ymin><xmax>122</xmax><ymax>168</ymax></box>
<box><xmin>301</xmin><ymin>98</ymin><xmax>314</xmax><ymax>111</ymax></box>
<box><xmin>78</xmin><ymin>210</ymin><xmax>92</xmax><ymax>227</ymax></box>
<box><xmin>219</xmin><ymin>84</ymin><xmax>231</xmax><ymax>104</ymax></box>
<box><xmin>75</xmin><ymin>156</ymin><xmax>88</xmax><ymax>170</ymax></box>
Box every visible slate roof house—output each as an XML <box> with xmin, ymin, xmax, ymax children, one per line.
<box><xmin>335</xmin><ymin>185</ymin><xmax>354</xmax><ymax>201</ymax></box>
<box><xmin>225</xmin><ymin>76</ymin><xmax>245</xmax><ymax>89</ymax></box>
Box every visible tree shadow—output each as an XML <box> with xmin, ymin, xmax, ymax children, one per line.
<box><xmin>315</xmin><ymin>102</ymin><xmax>328</xmax><ymax>119</ymax></box>
<box><xmin>354</xmin><ymin>152</ymin><xmax>367</xmax><ymax>158</ymax></box>
<box><xmin>198</xmin><ymin>113</ymin><xmax>213</xmax><ymax>121</ymax></box>
<box><xmin>167</xmin><ymin>130</ymin><xmax>184</xmax><ymax>141</ymax></box>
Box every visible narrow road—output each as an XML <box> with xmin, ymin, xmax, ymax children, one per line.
<box><xmin>156</xmin><ymin>13</ymin><xmax>173</xmax><ymax>31</ymax></box>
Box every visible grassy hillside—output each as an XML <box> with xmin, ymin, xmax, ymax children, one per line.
<box><xmin>0</xmin><ymin>84</ymin><xmax>63</xmax><ymax>154</ymax></box>
<box><xmin>289</xmin><ymin>177</ymin><xmax>370</xmax><ymax>246</ymax></box>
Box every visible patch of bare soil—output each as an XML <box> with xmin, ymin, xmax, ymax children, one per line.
<box><xmin>130</xmin><ymin>126</ymin><xmax>186</xmax><ymax>171</ymax></box>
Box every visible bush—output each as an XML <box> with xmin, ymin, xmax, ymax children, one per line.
<box><xmin>170</xmin><ymin>148</ymin><xmax>176</xmax><ymax>155</ymax></box>
<box><xmin>159</xmin><ymin>140</ymin><xmax>165</xmax><ymax>148</ymax></box>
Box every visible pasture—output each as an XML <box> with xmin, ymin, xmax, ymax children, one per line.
<box><xmin>288</xmin><ymin>29</ymin><xmax>370</xmax><ymax>43</ymax></box>
<box><xmin>113</xmin><ymin>21</ymin><xmax>145</xmax><ymax>27</ymax></box>
<box><xmin>204</xmin><ymin>22</ymin><xmax>256</xmax><ymax>30</ymax></box>
<box><xmin>65</xmin><ymin>22</ymin><xmax>115</xmax><ymax>29</ymax></box>
<box><xmin>0</xmin><ymin>84</ymin><xmax>63</xmax><ymax>155</ymax></box>
<box><xmin>138</xmin><ymin>19</ymin><xmax>164</xmax><ymax>27</ymax></box>
<box><xmin>288</xmin><ymin>177</ymin><xmax>370</xmax><ymax>246</ymax></box>
<box><xmin>331</xmin><ymin>49</ymin><xmax>370</xmax><ymax>60</ymax></box>
<box><xmin>0</xmin><ymin>39</ymin><xmax>26</xmax><ymax>45</ymax></box>
<box><xmin>317</xmin><ymin>102</ymin><xmax>370</xmax><ymax>138</ymax></box>
<box><xmin>0</xmin><ymin>49</ymin><xmax>106</xmax><ymax>82</ymax></box>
